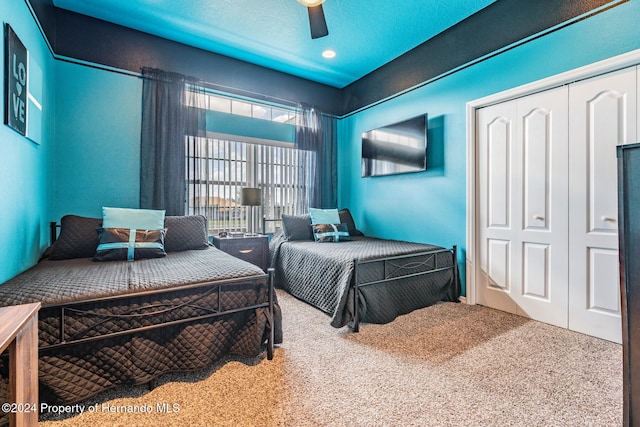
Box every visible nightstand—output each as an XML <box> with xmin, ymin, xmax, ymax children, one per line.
<box><xmin>212</xmin><ymin>235</ymin><xmax>269</xmax><ymax>271</ymax></box>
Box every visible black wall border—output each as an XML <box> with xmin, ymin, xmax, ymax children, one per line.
<box><xmin>26</xmin><ymin>0</ymin><xmax>626</xmax><ymax>117</ymax></box>
<box><xmin>342</xmin><ymin>0</ymin><xmax>626</xmax><ymax>116</ymax></box>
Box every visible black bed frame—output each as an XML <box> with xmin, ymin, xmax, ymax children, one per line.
<box><xmin>41</xmin><ymin>222</ymin><xmax>275</xmax><ymax>360</ymax></box>
<box><xmin>351</xmin><ymin>245</ymin><xmax>458</xmax><ymax>332</ymax></box>
<box><xmin>264</xmin><ymin>217</ymin><xmax>458</xmax><ymax>332</ymax></box>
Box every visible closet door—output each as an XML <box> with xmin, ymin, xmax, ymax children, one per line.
<box><xmin>568</xmin><ymin>66</ymin><xmax>637</xmax><ymax>344</ymax></box>
<box><xmin>512</xmin><ymin>87</ymin><xmax>569</xmax><ymax>327</ymax></box>
<box><xmin>476</xmin><ymin>87</ymin><xmax>569</xmax><ymax>326</ymax></box>
<box><xmin>477</xmin><ymin>101</ymin><xmax>519</xmax><ymax>314</ymax></box>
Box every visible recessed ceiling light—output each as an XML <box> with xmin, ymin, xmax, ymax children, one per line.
<box><xmin>322</xmin><ymin>49</ymin><xmax>336</xmax><ymax>59</ymax></box>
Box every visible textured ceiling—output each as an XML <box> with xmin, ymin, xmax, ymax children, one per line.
<box><xmin>52</xmin><ymin>0</ymin><xmax>496</xmax><ymax>88</ymax></box>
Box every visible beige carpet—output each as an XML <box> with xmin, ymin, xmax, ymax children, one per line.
<box><xmin>39</xmin><ymin>290</ymin><xmax>622</xmax><ymax>426</ymax></box>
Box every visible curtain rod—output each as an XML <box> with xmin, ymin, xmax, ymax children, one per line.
<box><xmin>141</xmin><ymin>67</ymin><xmax>303</xmax><ymax>111</ymax></box>
<box><xmin>52</xmin><ymin>55</ymin><xmax>335</xmax><ymax>117</ymax></box>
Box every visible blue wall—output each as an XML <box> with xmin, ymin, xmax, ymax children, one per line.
<box><xmin>53</xmin><ymin>62</ymin><xmax>141</xmax><ymax>219</ymax></box>
<box><xmin>337</xmin><ymin>0</ymin><xmax>640</xmax><ymax>296</ymax></box>
<box><xmin>0</xmin><ymin>0</ymin><xmax>55</xmax><ymax>283</ymax></box>
<box><xmin>3</xmin><ymin>0</ymin><xmax>640</xmax><ymax>291</ymax></box>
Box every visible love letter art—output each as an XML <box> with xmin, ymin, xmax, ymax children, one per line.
<box><xmin>5</xmin><ymin>24</ymin><xmax>28</xmax><ymax>136</ymax></box>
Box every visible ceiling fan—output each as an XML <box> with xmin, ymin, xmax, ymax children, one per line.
<box><xmin>296</xmin><ymin>0</ymin><xmax>329</xmax><ymax>39</ymax></box>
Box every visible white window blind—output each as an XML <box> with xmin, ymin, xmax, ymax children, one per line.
<box><xmin>186</xmin><ymin>136</ymin><xmax>312</xmax><ymax>235</ymax></box>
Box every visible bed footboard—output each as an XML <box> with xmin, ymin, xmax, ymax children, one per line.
<box><xmin>352</xmin><ymin>245</ymin><xmax>458</xmax><ymax>332</ymax></box>
<box><xmin>1</xmin><ymin>270</ymin><xmax>275</xmax><ymax>405</ymax></box>
<box><xmin>37</xmin><ymin>271</ymin><xmax>275</xmax><ymax>359</ymax></box>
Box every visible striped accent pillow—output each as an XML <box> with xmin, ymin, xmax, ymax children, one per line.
<box><xmin>312</xmin><ymin>223</ymin><xmax>351</xmax><ymax>243</ymax></box>
<box><xmin>93</xmin><ymin>228</ymin><xmax>167</xmax><ymax>261</ymax></box>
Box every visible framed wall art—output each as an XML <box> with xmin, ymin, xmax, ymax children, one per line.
<box><xmin>4</xmin><ymin>23</ymin><xmax>28</xmax><ymax>137</ymax></box>
<box><xmin>4</xmin><ymin>23</ymin><xmax>43</xmax><ymax>144</ymax></box>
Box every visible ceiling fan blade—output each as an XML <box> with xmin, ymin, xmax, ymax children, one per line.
<box><xmin>308</xmin><ymin>4</ymin><xmax>328</xmax><ymax>39</ymax></box>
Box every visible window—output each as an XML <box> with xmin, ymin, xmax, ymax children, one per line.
<box><xmin>186</xmin><ymin>89</ymin><xmax>297</xmax><ymax>124</ymax></box>
<box><xmin>186</xmin><ymin>136</ymin><xmax>312</xmax><ymax>235</ymax></box>
<box><xmin>184</xmin><ymin>89</ymin><xmax>308</xmax><ymax>235</ymax></box>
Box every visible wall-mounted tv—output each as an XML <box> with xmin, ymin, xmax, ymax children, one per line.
<box><xmin>361</xmin><ymin>114</ymin><xmax>428</xmax><ymax>178</ymax></box>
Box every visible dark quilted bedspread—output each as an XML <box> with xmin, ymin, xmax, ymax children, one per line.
<box><xmin>270</xmin><ymin>233</ymin><xmax>460</xmax><ymax>328</ymax></box>
<box><xmin>0</xmin><ymin>247</ymin><xmax>264</xmax><ymax>306</ymax></box>
<box><xmin>0</xmin><ymin>247</ymin><xmax>282</xmax><ymax>406</ymax></box>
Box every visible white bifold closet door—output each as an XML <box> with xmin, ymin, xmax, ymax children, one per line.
<box><xmin>476</xmin><ymin>65</ymin><xmax>637</xmax><ymax>343</ymax></box>
<box><xmin>567</xmin><ymin>67</ymin><xmax>636</xmax><ymax>343</ymax></box>
<box><xmin>477</xmin><ymin>86</ymin><xmax>570</xmax><ymax>329</ymax></box>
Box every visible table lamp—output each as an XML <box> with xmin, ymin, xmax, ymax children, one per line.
<box><xmin>241</xmin><ymin>187</ymin><xmax>262</xmax><ymax>235</ymax></box>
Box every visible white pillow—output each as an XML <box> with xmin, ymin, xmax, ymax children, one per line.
<box><xmin>102</xmin><ymin>207</ymin><xmax>166</xmax><ymax>230</ymax></box>
<box><xmin>309</xmin><ymin>208</ymin><xmax>340</xmax><ymax>225</ymax></box>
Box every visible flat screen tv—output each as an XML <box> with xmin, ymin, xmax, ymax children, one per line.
<box><xmin>361</xmin><ymin>114</ymin><xmax>427</xmax><ymax>177</ymax></box>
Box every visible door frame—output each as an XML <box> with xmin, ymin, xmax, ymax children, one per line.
<box><xmin>466</xmin><ymin>48</ymin><xmax>640</xmax><ymax>305</ymax></box>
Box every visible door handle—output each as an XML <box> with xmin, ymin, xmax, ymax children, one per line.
<box><xmin>534</xmin><ymin>215</ymin><xmax>544</xmax><ymax>221</ymax></box>
<box><xmin>601</xmin><ymin>216</ymin><xmax>616</xmax><ymax>222</ymax></box>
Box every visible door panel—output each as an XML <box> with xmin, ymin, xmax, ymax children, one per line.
<box><xmin>589</xmin><ymin>248</ymin><xmax>621</xmax><ymax>314</ymax></box>
<box><xmin>513</xmin><ymin>87</ymin><xmax>569</xmax><ymax>327</ymax></box>
<box><xmin>522</xmin><ymin>108</ymin><xmax>550</xmax><ymax>232</ymax></box>
<box><xmin>588</xmin><ymin>90</ymin><xmax>628</xmax><ymax>234</ymax></box>
<box><xmin>487</xmin><ymin>239</ymin><xmax>511</xmax><ymax>291</ymax></box>
<box><xmin>487</xmin><ymin>117</ymin><xmax>512</xmax><ymax>228</ymax></box>
<box><xmin>568</xmin><ymin>67</ymin><xmax>636</xmax><ymax>343</ymax></box>
<box><xmin>477</xmin><ymin>102</ymin><xmax>518</xmax><ymax>313</ymax></box>
<box><xmin>522</xmin><ymin>243</ymin><xmax>549</xmax><ymax>300</ymax></box>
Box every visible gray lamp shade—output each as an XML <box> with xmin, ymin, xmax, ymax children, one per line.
<box><xmin>240</xmin><ymin>187</ymin><xmax>262</xmax><ymax>206</ymax></box>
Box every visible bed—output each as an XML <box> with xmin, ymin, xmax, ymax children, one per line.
<box><xmin>0</xmin><ymin>213</ymin><xmax>282</xmax><ymax>411</ymax></box>
<box><xmin>269</xmin><ymin>209</ymin><xmax>460</xmax><ymax>331</ymax></box>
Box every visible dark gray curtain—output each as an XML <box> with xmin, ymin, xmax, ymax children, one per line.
<box><xmin>320</xmin><ymin>113</ymin><xmax>338</xmax><ymax>208</ymax></box>
<box><xmin>184</xmin><ymin>85</ymin><xmax>209</xmax><ymax>218</ymax></box>
<box><xmin>140</xmin><ymin>68</ymin><xmax>205</xmax><ymax>215</ymax></box>
<box><xmin>295</xmin><ymin>106</ymin><xmax>337</xmax><ymax>211</ymax></box>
